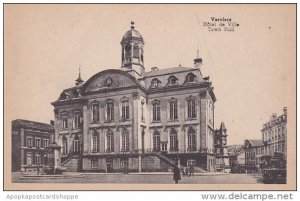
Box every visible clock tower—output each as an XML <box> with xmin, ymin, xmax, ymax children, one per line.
<box><xmin>121</xmin><ymin>22</ymin><xmax>145</xmax><ymax>76</ymax></box>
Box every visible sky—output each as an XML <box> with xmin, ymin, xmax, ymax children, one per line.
<box><xmin>4</xmin><ymin>4</ymin><xmax>296</xmax><ymax>145</ymax></box>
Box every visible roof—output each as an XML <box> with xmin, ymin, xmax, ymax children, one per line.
<box><xmin>220</xmin><ymin>122</ymin><xmax>226</xmax><ymax>130</ymax></box>
<box><xmin>245</xmin><ymin>139</ymin><xmax>263</xmax><ymax>147</ymax></box>
<box><xmin>144</xmin><ymin>66</ymin><xmax>198</xmax><ymax>78</ymax></box>
<box><xmin>123</xmin><ymin>29</ymin><xmax>144</xmax><ymax>40</ymax></box>
<box><xmin>12</xmin><ymin>119</ymin><xmax>54</xmax><ymax>131</ymax></box>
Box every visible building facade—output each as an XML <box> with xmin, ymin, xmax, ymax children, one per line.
<box><xmin>214</xmin><ymin>122</ymin><xmax>230</xmax><ymax>172</ymax></box>
<box><xmin>244</xmin><ymin>139</ymin><xmax>263</xmax><ymax>173</ymax></box>
<box><xmin>11</xmin><ymin>119</ymin><xmax>54</xmax><ymax>172</ymax></box>
<box><xmin>51</xmin><ymin>22</ymin><xmax>217</xmax><ymax>172</ymax></box>
<box><xmin>261</xmin><ymin>107</ymin><xmax>287</xmax><ymax>158</ymax></box>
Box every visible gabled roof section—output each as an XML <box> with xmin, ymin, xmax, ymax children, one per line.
<box><xmin>244</xmin><ymin>139</ymin><xmax>263</xmax><ymax>148</ymax></box>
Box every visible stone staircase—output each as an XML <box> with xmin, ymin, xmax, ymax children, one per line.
<box><xmin>60</xmin><ymin>155</ymin><xmax>81</xmax><ymax>172</ymax></box>
<box><xmin>152</xmin><ymin>152</ymin><xmax>176</xmax><ymax>167</ymax></box>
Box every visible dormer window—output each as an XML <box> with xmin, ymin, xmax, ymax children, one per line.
<box><xmin>150</xmin><ymin>78</ymin><xmax>161</xmax><ymax>88</ymax></box>
<box><xmin>185</xmin><ymin>73</ymin><xmax>197</xmax><ymax>83</ymax></box>
<box><xmin>167</xmin><ymin>76</ymin><xmax>178</xmax><ymax>86</ymax></box>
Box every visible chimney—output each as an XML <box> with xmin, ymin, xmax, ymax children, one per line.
<box><xmin>151</xmin><ymin>67</ymin><xmax>159</xmax><ymax>71</ymax></box>
<box><xmin>283</xmin><ymin>107</ymin><xmax>287</xmax><ymax>115</ymax></box>
<box><xmin>50</xmin><ymin>120</ymin><xmax>54</xmax><ymax>126</ymax></box>
<box><xmin>271</xmin><ymin>113</ymin><xmax>277</xmax><ymax>120</ymax></box>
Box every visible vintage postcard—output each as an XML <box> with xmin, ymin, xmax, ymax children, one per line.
<box><xmin>3</xmin><ymin>4</ymin><xmax>296</xmax><ymax>190</ymax></box>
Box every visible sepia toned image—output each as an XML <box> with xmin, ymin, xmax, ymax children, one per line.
<box><xmin>3</xmin><ymin>4</ymin><xmax>296</xmax><ymax>190</ymax></box>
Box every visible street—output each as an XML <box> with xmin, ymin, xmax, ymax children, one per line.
<box><xmin>12</xmin><ymin>172</ymin><xmax>263</xmax><ymax>184</ymax></box>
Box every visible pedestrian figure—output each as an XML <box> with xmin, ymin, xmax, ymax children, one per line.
<box><xmin>182</xmin><ymin>166</ymin><xmax>186</xmax><ymax>176</ymax></box>
<box><xmin>37</xmin><ymin>167</ymin><xmax>40</xmax><ymax>175</ymax></box>
<box><xmin>173</xmin><ymin>162</ymin><xmax>181</xmax><ymax>184</ymax></box>
<box><xmin>189</xmin><ymin>165</ymin><xmax>194</xmax><ymax>177</ymax></box>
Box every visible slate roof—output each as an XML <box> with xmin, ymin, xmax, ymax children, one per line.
<box><xmin>12</xmin><ymin>119</ymin><xmax>54</xmax><ymax>132</ymax></box>
<box><xmin>144</xmin><ymin>66</ymin><xmax>198</xmax><ymax>78</ymax></box>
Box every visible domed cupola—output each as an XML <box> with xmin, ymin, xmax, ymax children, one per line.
<box><xmin>121</xmin><ymin>21</ymin><xmax>145</xmax><ymax>76</ymax></box>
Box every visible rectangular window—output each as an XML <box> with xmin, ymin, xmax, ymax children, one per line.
<box><xmin>92</xmin><ymin>104</ymin><xmax>100</xmax><ymax>123</ymax></box>
<box><xmin>169</xmin><ymin>134</ymin><xmax>178</xmax><ymax>151</ymax></box>
<box><xmin>74</xmin><ymin>112</ymin><xmax>81</xmax><ymax>128</ymax></box>
<box><xmin>61</xmin><ymin>114</ymin><xmax>68</xmax><ymax>129</ymax></box>
<box><xmin>92</xmin><ymin>135</ymin><xmax>99</xmax><ymax>152</ymax></box>
<box><xmin>27</xmin><ymin>137</ymin><xmax>32</xmax><ymax>147</ymax></box>
<box><xmin>141</xmin><ymin>102</ymin><xmax>144</xmax><ymax>121</ymax></box>
<box><xmin>121</xmin><ymin>101</ymin><xmax>130</xmax><ymax>120</ymax></box>
<box><xmin>44</xmin><ymin>140</ymin><xmax>49</xmax><ymax>148</ymax></box>
<box><xmin>106</xmin><ymin>134</ymin><xmax>114</xmax><ymax>152</ymax></box>
<box><xmin>187</xmin><ymin>134</ymin><xmax>196</xmax><ymax>151</ymax></box>
<box><xmin>35</xmin><ymin>138</ymin><xmax>41</xmax><ymax>148</ymax></box>
<box><xmin>187</xmin><ymin>99</ymin><xmax>196</xmax><ymax>119</ymax></box>
<box><xmin>91</xmin><ymin>158</ymin><xmax>99</xmax><ymax>169</ymax></box>
<box><xmin>170</xmin><ymin>101</ymin><xmax>178</xmax><ymax>120</ymax></box>
<box><xmin>282</xmin><ymin>127</ymin><xmax>285</xmax><ymax>136</ymax></box>
<box><xmin>121</xmin><ymin>133</ymin><xmax>129</xmax><ymax>151</ymax></box>
<box><xmin>106</xmin><ymin>102</ymin><xmax>114</xmax><ymax>121</ymax></box>
<box><xmin>153</xmin><ymin>103</ymin><xmax>161</xmax><ymax>122</ymax></box>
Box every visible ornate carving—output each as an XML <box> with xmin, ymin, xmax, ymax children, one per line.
<box><xmin>132</xmin><ymin>92</ymin><xmax>139</xmax><ymax>100</ymax></box>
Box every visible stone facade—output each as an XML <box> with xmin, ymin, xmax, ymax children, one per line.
<box><xmin>51</xmin><ymin>23</ymin><xmax>217</xmax><ymax>172</ymax></box>
<box><xmin>261</xmin><ymin>107</ymin><xmax>287</xmax><ymax>158</ymax></box>
<box><xmin>11</xmin><ymin>119</ymin><xmax>54</xmax><ymax>172</ymax></box>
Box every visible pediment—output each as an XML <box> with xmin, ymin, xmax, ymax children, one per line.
<box><xmin>82</xmin><ymin>69</ymin><xmax>138</xmax><ymax>93</ymax></box>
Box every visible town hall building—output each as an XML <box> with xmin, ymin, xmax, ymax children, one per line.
<box><xmin>51</xmin><ymin>22</ymin><xmax>217</xmax><ymax>172</ymax></box>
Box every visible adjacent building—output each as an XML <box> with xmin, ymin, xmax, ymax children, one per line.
<box><xmin>11</xmin><ymin>119</ymin><xmax>54</xmax><ymax>172</ymax></box>
<box><xmin>228</xmin><ymin>145</ymin><xmax>245</xmax><ymax>173</ymax></box>
<box><xmin>243</xmin><ymin>139</ymin><xmax>264</xmax><ymax>173</ymax></box>
<box><xmin>51</xmin><ymin>22</ymin><xmax>217</xmax><ymax>172</ymax></box>
<box><xmin>214</xmin><ymin>122</ymin><xmax>230</xmax><ymax>172</ymax></box>
<box><xmin>261</xmin><ymin>107</ymin><xmax>287</xmax><ymax>158</ymax></box>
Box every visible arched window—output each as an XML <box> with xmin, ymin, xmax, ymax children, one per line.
<box><xmin>121</xmin><ymin>128</ymin><xmax>129</xmax><ymax>151</ymax></box>
<box><xmin>170</xmin><ymin>128</ymin><xmax>178</xmax><ymax>151</ymax></box>
<box><xmin>62</xmin><ymin>136</ymin><xmax>68</xmax><ymax>155</ymax></box>
<box><xmin>92</xmin><ymin>131</ymin><xmax>99</xmax><ymax>152</ymax></box>
<box><xmin>106</xmin><ymin>130</ymin><xmax>114</xmax><ymax>152</ymax></box>
<box><xmin>26</xmin><ymin>152</ymin><xmax>32</xmax><ymax>166</ymax></box>
<box><xmin>153</xmin><ymin>131</ymin><xmax>161</xmax><ymax>152</ymax></box>
<box><xmin>187</xmin><ymin>127</ymin><xmax>196</xmax><ymax>151</ymax></box>
<box><xmin>133</xmin><ymin>43</ymin><xmax>139</xmax><ymax>58</ymax></box>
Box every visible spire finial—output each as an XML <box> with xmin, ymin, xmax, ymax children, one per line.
<box><xmin>197</xmin><ymin>49</ymin><xmax>200</xmax><ymax>58</ymax></box>
<box><xmin>75</xmin><ymin>65</ymin><xmax>84</xmax><ymax>86</ymax></box>
<box><xmin>131</xmin><ymin>21</ymin><xmax>135</xmax><ymax>30</ymax></box>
